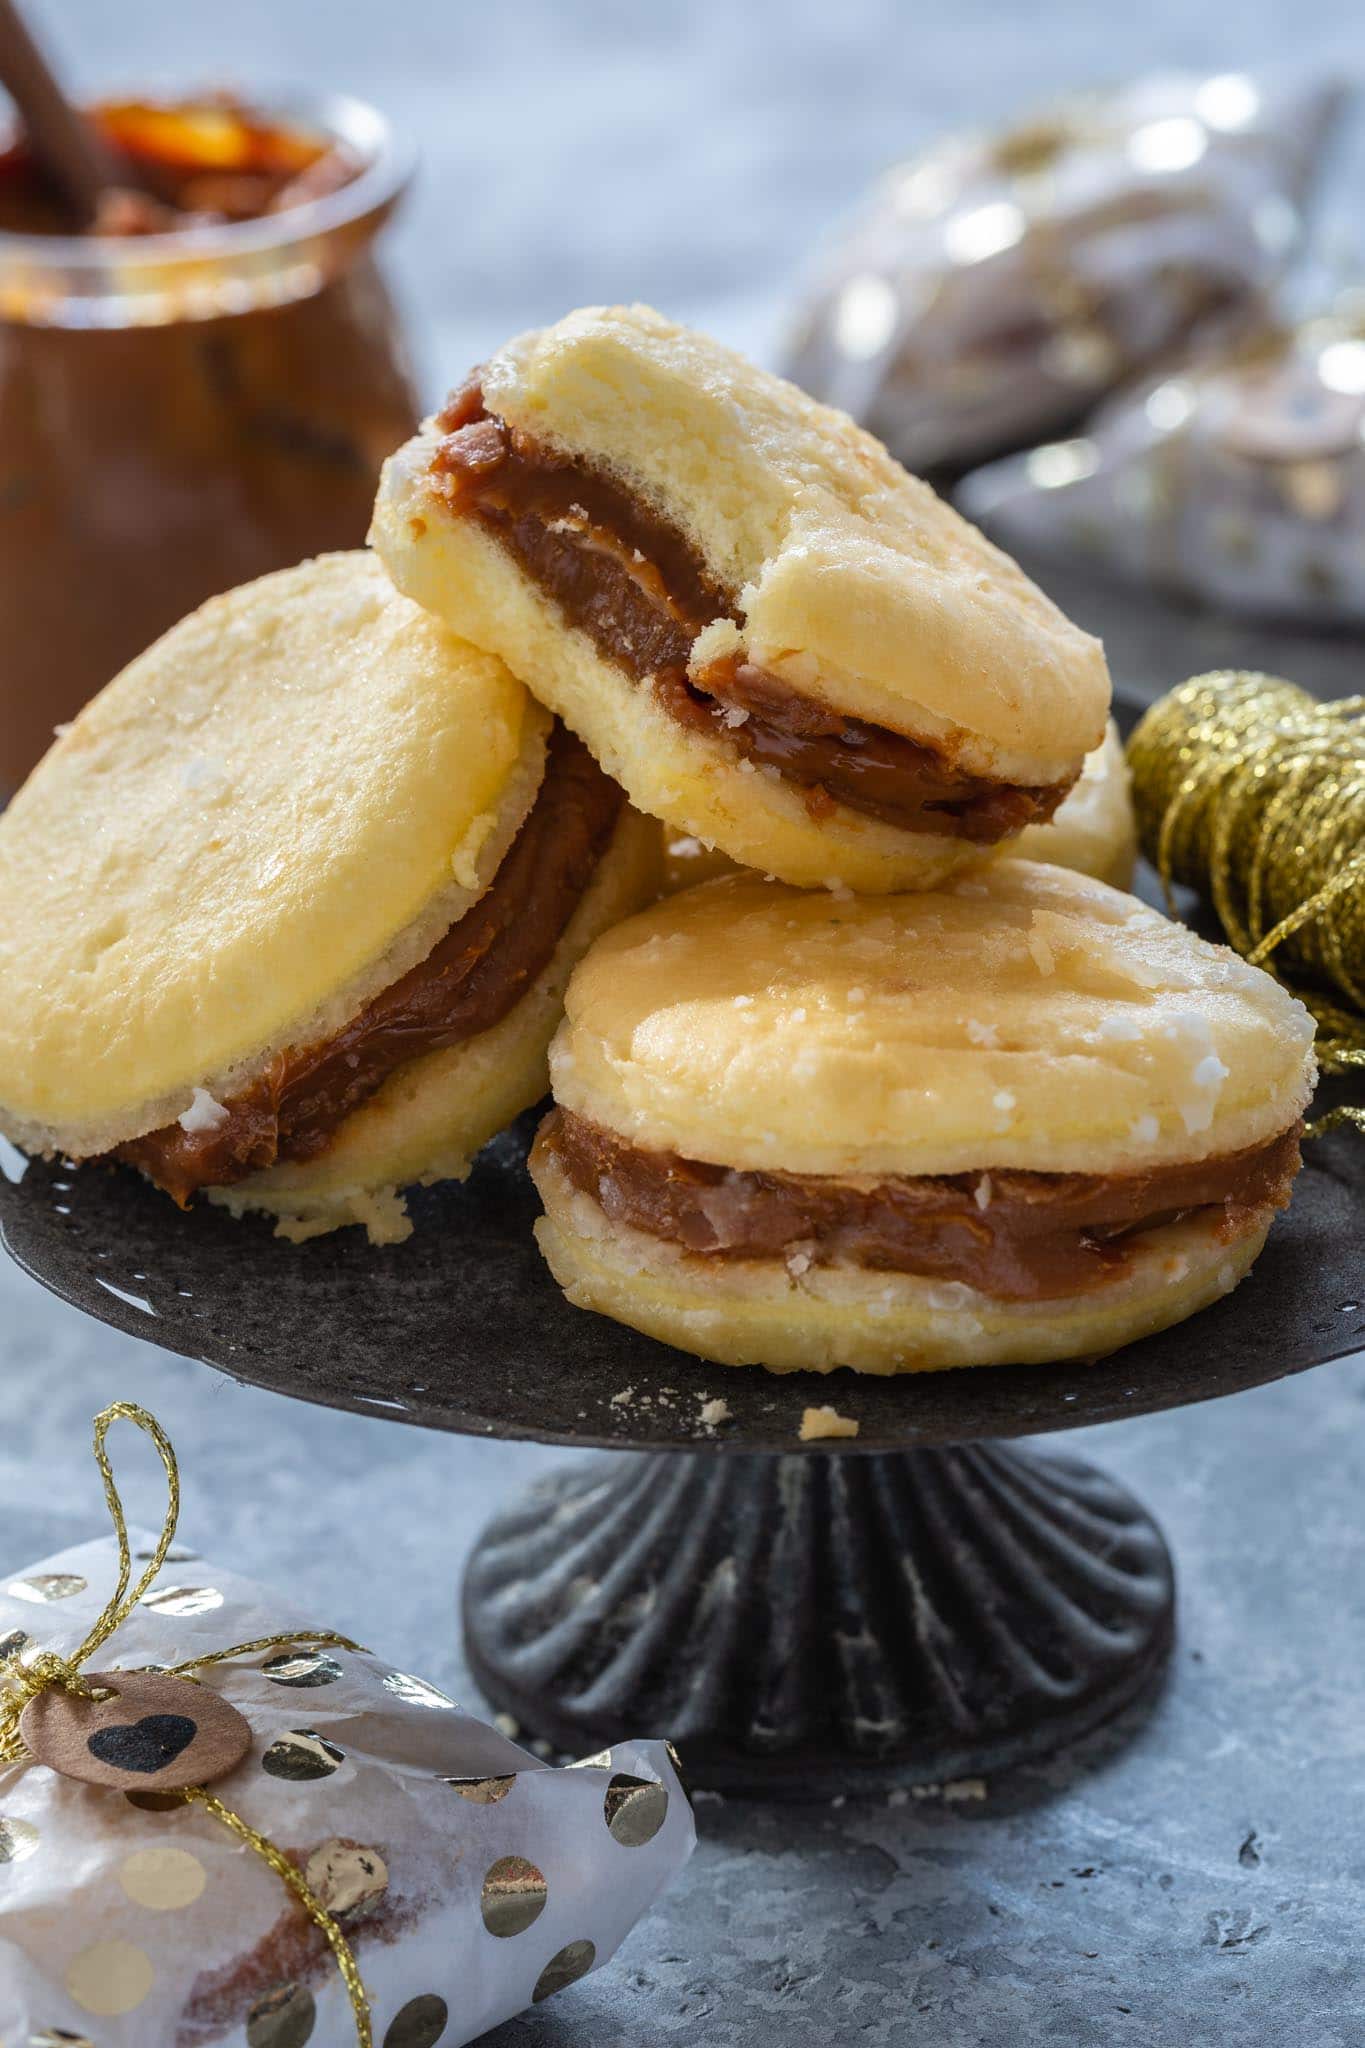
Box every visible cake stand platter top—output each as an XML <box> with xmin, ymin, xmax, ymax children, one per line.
<box><xmin>1</xmin><ymin>1111</ymin><xmax>1360</xmax><ymax>1456</ymax></box>
<box><xmin>3</xmin><ymin>666</ymin><xmax>1361</xmax><ymax>1456</ymax></box>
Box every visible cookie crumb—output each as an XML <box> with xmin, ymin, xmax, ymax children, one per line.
<box><xmin>178</xmin><ymin>1086</ymin><xmax>229</xmax><ymax>1135</ymax></box>
<box><xmin>1027</xmin><ymin>926</ymin><xmax>1056</xmax><ymax>975</ymax></box>
<box><xmin>698</xmin><ymin>1396</ymin><xmax>732</xmax><ymax>1428</ymax></box>
<box><xmin>799</xmin><ymin>1404</ymin><xmax>860</xmax><ymax>1441</ymax></box>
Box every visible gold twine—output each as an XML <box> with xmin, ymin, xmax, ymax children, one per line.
<box><xmin>1128</xmin><ymin>671</ymin><xmax>1365</xmax><ymax>1130</ymax></box>
<box><xmin>0</xmin><ymin>1403</ymin><xmax>373</xmax><ymax>2045</ymax></box>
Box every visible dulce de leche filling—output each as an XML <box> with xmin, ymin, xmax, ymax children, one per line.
<box><xmin>428</xmin><ymin>384</ymin><xmax>1074</xmax><ymax>842</ymax></box>
<box><xmin>118</xmin><ymin>728</ymin><xmax>622</xmax><ymax>1205</ymax></box>
<box><xmin>542</xmin><ymin>1109</ymin><xmax>1302</xmax><ymax>1302</ymax></box>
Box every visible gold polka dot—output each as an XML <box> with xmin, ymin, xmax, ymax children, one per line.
<box><xmin>480</xmin><ymin>1853</ymin><xmax>548</xmax><ymax>1937</ymax></box>
<box><xmin>66</xmin><ymin>1938</ymin><xmax>155</xmax><ymax>2016</ymax></box>
<box><xmin>262</xmin><ymin>1650</ymin><xmax>344</xmax><ymax>1688</ymax></box>
<box><xmin>246</xmin><ymin>1983</ymin><xmax>316</xmax><ymax>2048</ymax></box>
<box><xmin>380</xmin><ymin>1670</ymin><xmax>454</xmax><ymax>1709</ymax></box>
<box><xmin>6</xmin><ymin>1574</ymin><xmax>86</xmax><ymax>1604</ymax></box>
<box><xmin>383</xmin><ymin>1993</ymin><xmax>449</xmax><ymax>2047</ymax></box>
<box><xmin>124</xmin><ymin>1789</ymin><xmax>186</xmax><ymax>1814</ymax></box>
<box><xmin>604</xmin><ymin>1772</ymin><xmax>669</xmax><ymax>1847</ymax></box>
<box><xmin>303</xmin><ymin>1839</ymin><xmax>387</xmax><ymax>1924</ymax></box>
<box><xmin>261</xmin><ymin>1730</ymin><xmax>344</xmax><ymax>1781</ymax></box>
<box><xmin>444</xmin><ymin>1774</ymin><xmax>515</xmax><ymax>1803</ymax></box>
<box><xmin>0</xmin><ymin>1815</ymin><xmax>39</xmax><ymax>1864</ymax></box>
<box><xmin>140</xmin><ymin>1585</ymin><xmax>223</xmax><ymax>1617</ymax></box>
<box><xmin>533</xmin><ymin>1938</ymin><xmax>597</xmax><ymax>2002</ymax></box>
<box><xmin>0</xmin><ymin>1626</ymin><xmax>29</xmax><ymax>1661</ymax></box>
<box><xmin>119</xmin><ymin>1844</ymin><xmax>206</xmax><ymax>1910</ymax></box>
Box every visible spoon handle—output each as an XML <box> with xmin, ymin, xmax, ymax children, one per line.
<box><xmin>0</xmin><ymin>0</ymin><xmax>118</xmax><ymax>226</ymax></box>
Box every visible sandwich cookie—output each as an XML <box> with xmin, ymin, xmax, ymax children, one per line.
<box><xmin>0</xmin><ymin>551</ymin><xmax>658</xmax><ymax>1242</ymax></box>
<box><xmin>530</xmin><ymin>864</ymin><xmax>1315</xmax><ymax>1373</ymax></box>
<box><xmin>372</xmin><ymin>303</ymin><xmax>1111</xmax><ymax>894</ymax></box>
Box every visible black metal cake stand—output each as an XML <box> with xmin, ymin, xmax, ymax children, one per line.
<box><xmin>5</xmin><ymin>635</ymin><xmax>1362</xmax><ymax>1796</ymax></box>
<box><xmin>1</xmin><ymin>1104</ymin><xmax>1360</xmax><ymax>1795</ymax></box>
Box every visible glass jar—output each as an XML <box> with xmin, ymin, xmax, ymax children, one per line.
<box><xmin>0</xmin><ymin>91</ymin><xmax>421</xmax><ymax>792</ymax></box>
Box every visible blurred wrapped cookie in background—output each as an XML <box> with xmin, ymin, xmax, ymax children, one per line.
<box><xmin>959</xmin><ymin>296</ymin><xmax>1365</xmax><ymax>625</ymax></box>
<box><xmin>783</xmin><ymin>71</ymin><xmax>1343</xmax><ymax>478</ymax></box>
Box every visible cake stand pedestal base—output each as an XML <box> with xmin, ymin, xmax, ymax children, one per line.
<box><xmin>461</xmin><ymin>1442</ymin><xmax>1175</xmax><ymax>1795</ymax></box>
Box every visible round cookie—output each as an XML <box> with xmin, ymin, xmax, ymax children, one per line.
<box><xmin>530</xmin><ymin>863</ymin><xmax>1316</xmax><ymax>1373</ymax></box>
<box><xmin>373</xmin><ymin>303</ymin><xmax>1111</xmax><ymax>893</ymax></box>
<box><xmin>0</xmin><ymin>550</ymin><xmax>659</xmax><ymax>1240</ymax></box>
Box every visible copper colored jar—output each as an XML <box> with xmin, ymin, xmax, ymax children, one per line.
<box><xmin>0</xmin><ymin>92</ymin><xmax>421</xmax><ymax>791</ymax></box>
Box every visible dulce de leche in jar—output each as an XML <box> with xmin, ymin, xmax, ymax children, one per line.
<box><xmin>0</xmin><ymin>91</ymin><xmax>421</xmax><ymax>791</ymax></box>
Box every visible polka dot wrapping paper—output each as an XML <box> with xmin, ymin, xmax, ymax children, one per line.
<box><xmin>782</xmin><ymin>70</ymin><xmax>1340</xmax><ymax>479</ymax></box>
<box><xmin>0</xmin><ymin>1532</ymin><xmax>695</xmax><ymax>2045</ymax></box>
<box><xmin>959</xmin><ymin>301</ymin><xmax>1365</xmax><ymax>626</ymax></box>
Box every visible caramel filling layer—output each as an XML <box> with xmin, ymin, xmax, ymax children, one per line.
<box><xmin>118</xmin><ymin>727</ymin><xmax>622</xmax><ymax>1205</ymax></box>
<box><xmin>429</xmin><ymin>385</ymin><xmax>1074</xmax><ymax>842</ymax></box>
<box><xmin>542</xmin><ymin>1109</ymin><xmax>1301</xmax><ymax>1302</ymax></box>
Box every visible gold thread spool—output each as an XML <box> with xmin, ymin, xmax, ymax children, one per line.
<box><xmin>1128</xmin><ymin>671</ymin><xmax>1365</xmax><ymax>1124</ymax></box>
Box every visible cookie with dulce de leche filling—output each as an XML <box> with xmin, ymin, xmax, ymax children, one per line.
<box><xmin>372</xmin><ymin>304</ymin><xmax>1111</xmax><ymax>893</ymax></box>
<box><xmin>0</xmin><ymin>551</ymin><xmax>659</xmax><ymax>1243</ymax></box>
<box><xmin>529</xmin><ymin>864</ymin><xmax>1316</xmax><ymax>1373</ymax></box>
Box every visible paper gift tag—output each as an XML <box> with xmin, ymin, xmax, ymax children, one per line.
<box><xmin>21</xmin><ymin>1667</ymin><xmax>252</xmax><ymax>1791</ymax></box>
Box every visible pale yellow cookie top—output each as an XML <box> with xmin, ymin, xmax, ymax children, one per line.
<box><xmin>549</xmin><ymin>862</ymin><xmax>1316</xmax><ymax>1177</ymax></box>
<box><xmin>473</xmin><ymin>303</ymin><xmax>1110</xmax><ymax>782</ymax></box>
<box><xmin>0</xmin><ymin>551</ymin><xmax>544</xmax><ymax>1154</ymax></box>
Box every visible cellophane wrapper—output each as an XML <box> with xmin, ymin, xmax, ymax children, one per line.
<box><xmin>959</xmin><ymin>296</ymin><xmax>1365</xmax><ymax>625</ymax></box>
<box><xmin>0</xmin><ymin>1533</ymin><xmax>695</xmax><ymax>2045</ymax></box>
<box><xmin>783</xmin><ymin>71</ymin><xmax>1341</xmax><ymax>476</ymax></box>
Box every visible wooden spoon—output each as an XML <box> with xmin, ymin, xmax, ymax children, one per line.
<box><xmin>0</xmin><ymin>0</ymin><xmax>120</xmax><ymax>227</ymax></box>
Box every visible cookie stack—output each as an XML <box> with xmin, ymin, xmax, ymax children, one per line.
<box><xmin>0</xmin><ymin>306</ymin><xmax>1316</xmax><ymax>1374</ymax></box>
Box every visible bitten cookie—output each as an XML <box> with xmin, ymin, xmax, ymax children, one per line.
<box><xmin>372</xmin><ymin>304</ymin><xmax>1111</xmax><ymax>893</ymax></box>
<box><xmin>0</xmin><ymin>551</ymin><xmax>659</xmax><ymax>1242</ymax></box>
<box><xmin>530</xmin><ymin>864</ymin><xmax>1315</xmax><ymax>1374</ymax></box>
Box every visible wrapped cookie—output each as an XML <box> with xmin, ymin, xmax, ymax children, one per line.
<box><xmin>784</xmin><ymin>71</ymin><xmax>1342</xmax><ymax>475</ymax></box>
<box><xmin>0</xmin><ymin>1407</ymin><xmax>694</xmax><ymax>2046</ymax></box>
<box><xmin>958</xmin><ymin>297</ymin><xmax>1365</xmax><ymax>626</ymax></box>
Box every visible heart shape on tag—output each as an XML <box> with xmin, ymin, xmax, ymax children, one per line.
<box><xmin>87</xmin><ymin>1712</ymin><xmax>198</xmax><ymax>1775</ymax></box>
<box><xmin>22</xmin><ymin>1666</ymin><xmax>252</xmax><ymax>1790</ymax></box>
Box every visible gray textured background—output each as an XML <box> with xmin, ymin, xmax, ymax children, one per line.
<box><xmin>4</xmin><ymin>4</ymin><xmax>1365</xmax><ymax>2043</ymax></box>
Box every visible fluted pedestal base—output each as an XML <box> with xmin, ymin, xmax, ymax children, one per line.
<box><xmin>461</xmin><ymin>1445</ymin><xmax>1174</xmax><ymax>1794</ymax></box>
